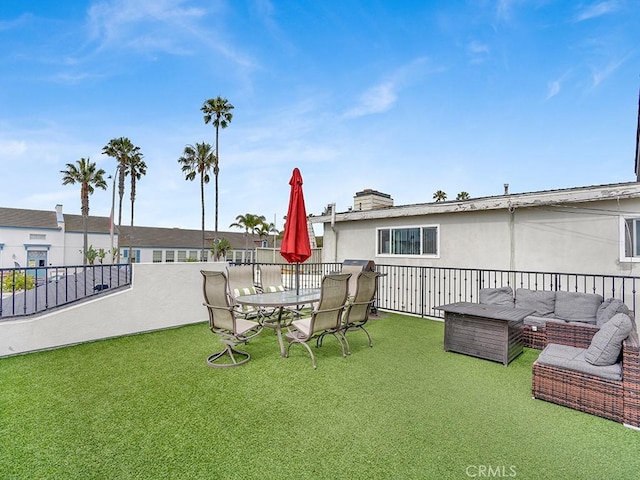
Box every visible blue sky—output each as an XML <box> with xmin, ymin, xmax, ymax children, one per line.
<box><xmin>1</xmin><ymin>0</ymin><xmax>639</xmax><ymax>235</ymax></box>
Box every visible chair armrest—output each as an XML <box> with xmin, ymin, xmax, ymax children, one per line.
<box><xmin>622</xmin><ymin>330</ymin><xmax>640</xmax><ymax>428</ymax></box>
<box><xmin>545</xmin><ymin>321</ymin><xmax>598</xmax><ymax>349</ymax></box>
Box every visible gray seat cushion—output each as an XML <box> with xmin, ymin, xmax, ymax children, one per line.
<box><xmin>553</xmin><ymin>291</ymin><xmax>602</xmax><ymax>324</ymax></box>
<box><xmin>537</xmin><ymin>343</ymin><xmax>622</xmax><ymax>381</ymax></box>
<box><xmin>479</xmin><ymin>286</ymin><xmax>514</xmax><ymax>306</ymax></box>
<box><xmin>584</xmin><ymin>313</ymin><xmax>633</xmax><ymax>366</ymax></box>
<box><xmin>515</xmin><ymin>289</ymin><xmax>556</xmax><ymax>316</ymax></box>
<box><xmin>596</xmin><ymin>298</ymin><xmax>630</xmax><ymax>327</ymax></box>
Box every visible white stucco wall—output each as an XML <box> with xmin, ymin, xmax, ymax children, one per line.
<box><xmin>0</xmin><ymin>227</ymin><xmax>113</xmax><ymax>268</ymax></box>
<box><xmin>319</xmin><ymin>195</ymin><xmax>640</xmax><ymax>276</ymax></box>
<box><xmin>0</xmin><ymin>261</ymin><xmax>227</xmax><ymax>357</ymax></box>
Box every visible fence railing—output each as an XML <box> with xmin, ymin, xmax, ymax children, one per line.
<box><xmin>375</xmin><ymin>265</ymin><xmax>640</xmax><ymax>318</ymax></box>
<box><xmin>1</xmin><ymin>264</ymin><xmax>132</xmax><ymax>318</ymax></box>
<box><xmin>2</xmin><ymin>262</ymin><xmax>638</xmax><ymax>320</ymax></box>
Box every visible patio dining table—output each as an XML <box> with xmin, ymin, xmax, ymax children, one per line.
<box><xmin>235</xmin><ymin>288</ymin><xmax>321</xmax><ymax>357</ymax></box>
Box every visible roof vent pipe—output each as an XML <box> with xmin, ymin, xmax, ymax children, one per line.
<box><xmin>330</xmin><ymin>203</ymin><xmax>336</xmax><ymax>230</ymax></box>
<box><xmin>504</xmin><ymin>183</ymin><xmax>509</xmax><ymax>195</ymax></box>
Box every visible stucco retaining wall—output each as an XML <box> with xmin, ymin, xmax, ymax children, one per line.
<box><xmin>0</xmin><ymin>262</ymin><xmax>227</xmax><ymax>357</ymax></box>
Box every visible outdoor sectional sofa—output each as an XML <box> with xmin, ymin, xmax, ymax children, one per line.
<box><xmin>478</xmin><ymin>287</ymin><xmax>631</xmax><ymax>350</ymax></box>
<box><xmin>479</xmin><ymin>286</ymin><xmax>640</xmax><ymax>428</ymax></box>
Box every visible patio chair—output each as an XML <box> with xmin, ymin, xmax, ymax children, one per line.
<box><xmin>340</xmin><ymin>271</ymin><xmax>380</xmax><ymax>354</ymax></box>
<box><xmin>285</xmin><ymin>273</ymin><xmax>351</xmax><ymax>369</ymax></box>
<box><xmin>227</xmin><ymin>265</ymin><xmax>261</xmax><ymax>318</ymax></box>
<box><xmin>341</xmin><ymin>265</ymin><xmax>365</xmax><ymax>299</ymax></box>
<box><xmin>257</xmin><ymin>264</ymin><xmax>286</xmax><ymax>292</ymax></box>
<box><xmin>201</xmin><ymin>270</ymin><xmax>263</xmax><ymax>368</ymax></box>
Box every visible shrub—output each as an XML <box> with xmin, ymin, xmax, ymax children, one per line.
<box><xmin>2</xmin><ymin>271</ymin><xmax>36</xmax><ymax>292</ymax></box>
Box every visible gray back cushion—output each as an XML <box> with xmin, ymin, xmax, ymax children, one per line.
<box><xmin>584</xmin><ymin>313</ymin><xmax>633</xmax><ymax>366</ymax></box>
<box><xmin>515</xmin><ymin>289</ymin><xmax>556</xmax><ymax>316</ymax></box>
<box><xmin>554</xmin><ymin>291</ymin><xmax>603</xmax><ymax>323</ymax></box>
<box><xmin>479</xmin><ymin>287</ymin><xmax>514</xmax><ymax>306</ymax></box>
<box><xmin>596</xmin><ymin>298</ymin><xmax>630</xmax><ymax>327</ymax></box>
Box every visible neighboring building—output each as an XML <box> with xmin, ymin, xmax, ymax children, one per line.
<box><xmin>312</xmin><ymin>182</ymin><xmax>640</xmax><ymax>276</ymax></box>
<box><xmin>117</xmin><ymin>225</ymin><xmax>262</xmax><ymax>264</ymax></box>
<box><xmin>0</xmin><ymin>205</ymin><xmax>273</xmax><ymax>268</ymax></box>
<box><xmin>0</xmin><ymin>204</ymin><xmax>110</xmax><ymax>268</ymax></box>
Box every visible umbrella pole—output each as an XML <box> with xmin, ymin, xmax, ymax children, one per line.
<box><xmin>295</xmin><ymin>263</ymin><xmax>300</xmax><ymax>295</ymax></box>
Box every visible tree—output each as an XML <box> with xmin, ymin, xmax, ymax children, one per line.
<box><xmin>267</xmin><ymin>222</ymin><xmax>279</xmax><ymax>248</ymax></box>
<box><xmin>456</xmin><ymin>191</ymin><xmax>470</xmax><ymax>200</ymax></box>
<box><xmin>102</xmin><ymin>137</ymin><xmax>140</xmax><ymax>229</ymax></box>
<box><xmin>433</xmin><ymin>190</ymin><xmax>447</xmax><ymax>202</ymax></box>
<box><xmin>201</xmin><ymin>96</ymin><xmax>234</xmax><ymax>235</ymax></box>
<box><xmin>212</xmin><ymin>237</ymin><xmax>231</xmax><ymax>261</ymax></box>
<box><xmin>61</xmin><ymin>158</ymin><xmax>107</xmax><ymax>265</ymax></box>
<box><xmin>254</xmin><ymin>222</ymin><xmax>279</xmax><ymax>248</ymax></box>
<box><xmin>178</xmin><ymin>142</ymin><xmax>215</xmax><ymax>261</ymax></box>
<box><xmin>127</xmin><ymin>150</ymin><xmax>147</xmax><ymax>263</ymax></box>
<box><xmin>230</xmin><ymin>213</ymin><xmax>267</xmax><ymax>253</ymax></box>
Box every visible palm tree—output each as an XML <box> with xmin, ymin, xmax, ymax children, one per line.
<box><xmin>178</xmin><ymin>142</ymin><xmax>215</xmax><ymax>261</ymax></box>
<box><xmin>201</xmin><ymin>96</ymin><xmax>234</xmax><ymax>235</ymax></box>
<box><xmin>456</xmin><ymin>191</ymin><xmax>470</xmax><ymax>200</ymax></box>
<box><xmin>433</xmin><ymin>190</ymin><xmax>447</xmax><ymax>202</ymax></box>
<box><xmin>102</xmin><ymin>137</ymin><xmax>140</xmax><ymax>229</ymax></box>
<box><xmin>61</xmin><ymin>158</ymin><xmax>107</xmax><ymax>265</ymax></box>
<box><xmin>230</xmin><ymin>213</ymin><xmax>267</xmax><ymax>256</ymax></box>
<box><xmin>212</xmin><ymin>237</ymin><xmax>231</xmax><ymax>261</ymax></box>
<box><xmin>255</xmin><ymin>223</ymin><xmax>271</xmax><ymax>246</ymax></box>
<box><xmin>127</xmin><ymin>151</ymin><xmax>147</xmax><ymax>263</ymax></box>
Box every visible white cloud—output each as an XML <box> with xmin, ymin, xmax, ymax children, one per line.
<box><xmin>468</xmin><ymin>40</ymin><xmax>490</xmax><ymax>64</ymax></box>
<box><xmin>574</xmin><ymin>1</ymin><xmax>621</xmax><ymax>22</ymax></box>
<box><xmin>545</xmin><ymin>70</ymin><xmax>573</xmax><ymax>100</ymax></box>
<box><xmin>546</xmin><ymin>80</ymin><xmax>561</xmax><ymax>99</ymax></box>
<box><xmin>343</xmin><ymin>82</ymin><xmax>398</xmax><ymax>119</ymax></box>
<box><xmin>591</xmin><ymin>56</ymin><xmax>627</xmax><ymax>88</ymax></box>
<box><xmin>0</xmin><ymin>140</ymin><xmax>27</xmax><ymax>157</ymax></box>
<box><xmin>342</xmin><ymin>57</ymin><xmax>435</xmax><ymax>119</ymax></box>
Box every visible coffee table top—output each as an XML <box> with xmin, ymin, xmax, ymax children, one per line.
<box><xmin>434</xmin><ymin>302</ymin><xmax>535</xmax><ymax>322</ymax></box>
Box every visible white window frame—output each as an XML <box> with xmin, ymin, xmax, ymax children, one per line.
<box><xmin>376</xmin><ymin>224</ymin><xmax>440</xmax><ymax>258</ymax></box>
<box><xmin>620</xmin><ymin>216</ymin><xmax>640</xmax><ymax>262</ymax></box>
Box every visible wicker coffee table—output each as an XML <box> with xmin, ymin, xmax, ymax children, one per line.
<box><xmin>435</xmin><ymin>302</ymin><xmax>535</xmax><ymax>366</ymax></box>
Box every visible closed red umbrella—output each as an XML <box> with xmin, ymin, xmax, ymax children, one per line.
<box><xmin>280</xmin><ymin>168</ymin><xmax>311</xmax><ymax>292</ymax></box>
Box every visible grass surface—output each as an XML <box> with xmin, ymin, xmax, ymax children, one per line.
<box><xmin>1</xmin><ymin>313</ymin><xmax>639</xmax><ymax>479</ymax></box>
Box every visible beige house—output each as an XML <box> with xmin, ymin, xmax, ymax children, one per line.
<box><xmin>313</xmin><ymin>183</ymin><xmax>640</xmax><ymax>276</ymax></box>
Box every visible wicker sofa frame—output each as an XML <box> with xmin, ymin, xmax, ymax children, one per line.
<box><xmin>532</xmin><ymin>322</ymin><xmax>640</xmax><ymax>429</ymax></box>
<box><xmin>523</xmin><ymin>325</ymin><xmax>546</xmax><ymax>350</ymax></box>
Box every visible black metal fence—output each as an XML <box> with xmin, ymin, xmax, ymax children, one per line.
<box><xmin>2</xmin><ymin>262</ymin><xmax>638</xmax><ymax>320</ymax></box>
<box><xmin>0</xmin><ymin>264</ymin><xmax>132</xmax><ymax>318</ymax></box>
<box><xmin>375</xmin><ymin>265</ymin><xmax>640</xmax><ymax>318</ymax></box>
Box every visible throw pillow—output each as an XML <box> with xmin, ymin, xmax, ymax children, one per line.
<box><xmin>265</xmin><ymin>285</ymin><xmax>285</xmax><ymax>292</ymax></box>
<box><xmin>479</xmin><ymin>287</ymin><xmax>514</xmax><ymax>306</ymax></box>
<box><xmin>596</xmin><ymin>298</ymin><xmax>630</xmax><ymax>327</ymax></box>
<box><xmin>585</xmin><ymin>313</ymin><xmax>633</xmax><ymax>366</ymax></box>
<box><xmin>234</xmin><ymin>286</ymin><xmax>257</xmax><ymax>297</ymax></box>
<box><xmin>233</xmin><ymin>287</ymin><xmax>258</xmax><ymax>314</ymax></box>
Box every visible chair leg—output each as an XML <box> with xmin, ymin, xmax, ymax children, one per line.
<box><xmin>206</xmin><ymin>342</ymin><xmax>251</xmax><ymax>368</ymax></box>
<box><xmin>286</xmin><ymin>340</ymin><xmax>317</xmax><ymax>369</ymax></box>
<box><xmin>343</xmin><ymin>325</ymin><xmax>373</xmax><ymax>352</ymax></box>
<box><xmin>361</xmin><ymin>326</ymin><xmax>373</xmax><ymax>348</ymax></box>
<box><xmin>340</xmin><ymin>331</ymin><xmax>352</xmax><ymax>355</ymax></box>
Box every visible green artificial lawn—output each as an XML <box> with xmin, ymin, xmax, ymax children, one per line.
<box><xmin>1</xmin><ymin>313</ymin><xmax>639</xmax><ymax>479</ymax></box>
